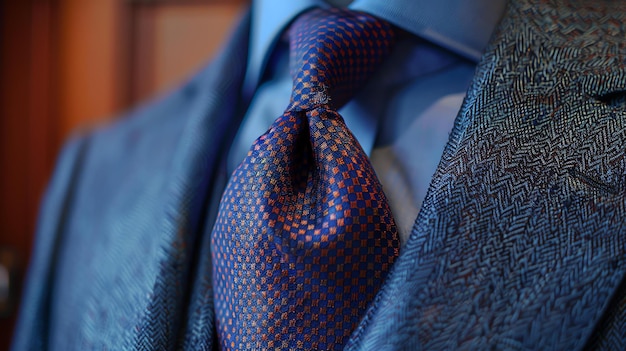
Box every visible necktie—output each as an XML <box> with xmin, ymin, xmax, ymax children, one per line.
<box><xmin>211</xmin><ymin>8</ymin><xmax>400</xmax><ymax>350</ymax></box>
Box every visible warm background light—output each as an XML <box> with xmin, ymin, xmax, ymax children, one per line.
<box><xmin>0</xmin><ymin>0</ymin><xmax>248</xmax><ymax>348</ymax></box>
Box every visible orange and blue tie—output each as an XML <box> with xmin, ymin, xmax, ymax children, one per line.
<box><xmin>211</xmin><ymin>8</ymin><xmax>400</xmax><ymax>350</ymax></box>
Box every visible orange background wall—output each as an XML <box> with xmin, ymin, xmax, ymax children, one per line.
<box><xmin>0</xmin><ymin>0</ymin><xmax>248</xmax><ymax>348</ymax></box>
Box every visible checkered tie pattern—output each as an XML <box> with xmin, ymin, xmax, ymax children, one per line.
<box><xmin>211</xmin><ymin>8</ymin><xmax>400</xmax><ymax>350</ymax></box>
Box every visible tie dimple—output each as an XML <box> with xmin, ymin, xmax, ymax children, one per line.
<box><xmin>211</xmin><ymin>8</ymin><xmax>399</xmax><ymax>350</ymax></box>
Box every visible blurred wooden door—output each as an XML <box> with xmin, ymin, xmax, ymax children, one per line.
<box><xmin>0</xmin><ymin>0</ymin><xmax>248</xmax><ymax>348</ymax></box>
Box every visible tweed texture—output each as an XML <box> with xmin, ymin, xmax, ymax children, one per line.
<box><xmin>211</xmin><ymin>8</ymin><xmax>399</xmax><ymax>351</ymax></box>
<box><xmin>587</xmin><ymin>278</ymin><xmax>626</xmax><ymax>350</ymax></box>
<box><xmin>346</xmin><ymin>0</ymin><xmax>626</xmax><ymax>350</ymax></box>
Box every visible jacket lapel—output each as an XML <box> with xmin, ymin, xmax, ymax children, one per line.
<box><xmin>129</xmin><ymin>13</ymin><xmax>251</xmax><ymax>349</ymax></box>
<box><xmin>347</xmin><ymin>0</ymin><xmax>626</xmax><ymax>349</ymax></box>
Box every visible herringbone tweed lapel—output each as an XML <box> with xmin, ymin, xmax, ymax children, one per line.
<box><xmin>128</xmin><ymin>14</ymin><xmax>251</xmax><ymax>350</ymax></box>
<box><xmin>346</xmin><ymin>0</ymin><xmax>626</xmax><ymax>350</ymax></box>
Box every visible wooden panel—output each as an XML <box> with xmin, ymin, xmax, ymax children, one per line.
<box><xmin>131</xmin><ymin>2</ymin><xmax>247</xmax><ymax>102</ymax></box>
<box><xmin>0</xmin><ymin>0</ymin><xmax>32</xmax><ymax>346</ymax></box>
<box><xmin>153</xmin><ymin>4</ymin><xmax>245</xmax><ymax>93</ymax></box>
<box><xmin>0</xmin><ymin>0</ymin><xmax>58</xmax><ymax>348</ymax></box>
<box><xmin>57</xmin><ymin>0</ymin><xmax>128</xmax><ymax>141</ymax></box>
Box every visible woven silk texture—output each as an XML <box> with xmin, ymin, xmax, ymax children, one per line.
<box><xmin>210</xmin><ymin>8</ymin><xmax>400</xmax><ymax>351</ymax></box>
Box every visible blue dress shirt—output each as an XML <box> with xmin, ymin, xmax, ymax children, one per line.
<box><xmin>230</xmin><ymin>0</ymin><xmax>506</xmax><ymax>242</ymax></box>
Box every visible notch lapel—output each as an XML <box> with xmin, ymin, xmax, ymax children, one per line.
<box><xmin>347</xmin><ymin>0</ymin><xmax>626</xmax><ymax>349</ymax></box>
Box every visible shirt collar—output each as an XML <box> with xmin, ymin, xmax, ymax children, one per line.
<box><xmin>243</xmin><ymin>0</ymin><xmax>324</xmax><ymax>96</ymax></box>
<box><xmin>350</xmin><ymin>0</ymin><xmax>507</xmax><ymax>61</ymax></box>
<box><xmin>244</xmin><ymin>0</ymin><xmax>507</xmax><ymax>94</ymax></box>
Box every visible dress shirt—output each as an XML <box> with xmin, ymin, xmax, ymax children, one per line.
<box><xmin>229</xmin><ymin>0</ymin><xmax>506</xmax><ymax>243</ymax></box>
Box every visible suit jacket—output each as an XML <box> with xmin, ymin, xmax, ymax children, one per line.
<box><xmin>12</xmin><ymin>0</ymin><xmax>626</xmax><ymax>349</ymax></box>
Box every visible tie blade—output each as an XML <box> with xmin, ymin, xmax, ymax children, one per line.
<box><xmin>212</xmin><ymin>7</ymin><xmax>399</xmax><ymax>350</ymax></box>
<box><xmin>212</xmin><ymin>108</ymin><xmax>399</xmax><ymax>350</ymax></box>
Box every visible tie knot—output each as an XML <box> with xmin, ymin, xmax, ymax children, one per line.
<box><xmin>287</xmin><ymin>8</ymin><xmax>395</xmax><ymax>111</ymax></box>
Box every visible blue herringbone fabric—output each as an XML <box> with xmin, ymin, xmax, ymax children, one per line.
<box><xmin>210</xmin><ymin>8</ymin><xmax>400</xmax><ymax>351</ymax></box>
<box><xmin>345</xmin><ymin>1</ymin><xmax>626</xmax><ymax>350</ymax></box>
